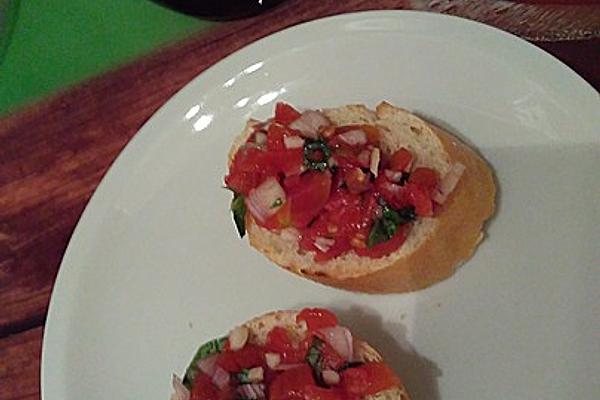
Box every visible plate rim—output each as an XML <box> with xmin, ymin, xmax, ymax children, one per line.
<box><xmin>40</xmin><ymin>9</ymin><xmax>599</xmax><ymax>400</ymax></box>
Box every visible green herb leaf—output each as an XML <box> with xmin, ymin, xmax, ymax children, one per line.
<box><xmin>304</xmin><ymin>139</ymin><xmax>331</xmax><ymax>171</ymax></box>
<box><xmin>182</xmin><ymin>336</ymin><xmax>227</xmax><ymax>388</ymax></box>
<box><xmin>367</xmin><ymin>205</ymin><xmax>416</xmax><ymax>248</ymax></box>
<box><xmin>305</xmin><ymin>336</ymin><xmax>325</xmax><ymax>385</ymax></box>
<box><xmin>236</xmin><ymin>369</ymin><xmax>250</xmax><ymax>384</ymax></box>
<box><xmin>231</xmin><ymin>192</ymin><xmax>247</xmax><ymax>238</ymax></box>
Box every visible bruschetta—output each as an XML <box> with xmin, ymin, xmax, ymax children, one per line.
<box><xmin>224</xmin><ymin>102</ymin><xmax>496</xmax><ymax>293</ymax></box>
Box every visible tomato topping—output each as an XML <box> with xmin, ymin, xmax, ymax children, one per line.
<box><xmin>341</xmin><ymin>362</ymin><xmax>401</xmax><ymax>396</ymax></box>
<box><xmin>302</xmin><ymin>385</ymin><xmax>346</xmax><ymax>400</ymax></box>
<box><xmin>297</xmin><ymin>308</ymin><xmax>338</xmax><ymax>331</ymax></box>
<box><xmin>389</xmin><ymin>148</ymin><xmax>413</xmax><ymax>171</ymax></box>
<box><xmin>405</xmin><ymin>183</ymin><xmax>433</xmax><ymax>217</ymax></box>
<box><xmin>261</xmin><ymin>199</ymin><xmax>293</xmax><ymax>230</ymax></box>
<box><xmin>409</xmin><ymin>167</ymin><xmax>439</xmax><ymax>190</ymax></box>
<box><xmin>267</xmin><ymin>123</ymin><xmax>288</xmax><ymax>151</ymax></box>
<box><xmin>287</xmin><ymin>171</ymin><xmax>332</xmax><ymax>228</ymax></box>
<box><xmin>215</xmin><ymin>344</ymin><xmax>265</xmax><ymax>372</ymax></box>
<box><xmin>265</xmin><ymin>327</ymin><xmax>307</xmax><ymax>364</ymax></box>
<box><xmin>343</xmin><ymin>168</ymin><xmax>371</xmax><ymax>194</ymax></box>
<box><xmin>275</xmin><ymin>102</ymin><xmax>302</xmax><ymax>125</ymax></box>
<box><xmin>190</xmin><ymin>373</ymin><xmax>219</xmax><ymax>400</ymax></box>
<box><xmin>225</xmin><ymin>104</ymin><xmax>447</xmax><ymax>262</ymax></box>
<box><xmin>270</xmin><ymin>365</ymin><xmax>316</xmax><ymax>400</ymax></box>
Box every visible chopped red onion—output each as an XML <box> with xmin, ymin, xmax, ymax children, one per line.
<box><xmin>432</xmin><ymin>163</ymin><xmax>466</xmax><ymax>204</ymax></box>
<box><xmin>318</xmin><ymin>326</ymin><xmax>353</xmax><ymax>361</ymax></box>
<box><xmin>314</xmin><ymin>237</ymin><xmax>335</xmax><ymax>253</ymax></box>
<box><xmin>171</xmin><ymin>374</ymin><xmax>190</xmax><ymax>400</ymax></box>
<box><xmin>289</xmin><ymin>110</ymin><xmax>330</xmax><ymax>139</ymax></box>
<box><xmin>369</xmin><ymin>148</ymin><xmax>381</xmax><ymax>177</ymax></box>
<box><xmin>197</xmin><ymin>354</ymin><xmax>217</xmax><ymax>376</ymax></box>
<box><xmin>211</xmin><ymin>367</ymin><xmax>230</xmax><ymax>390</ymax></box>
<box><xmin>237</xmin><ymin>383</ymin><xmax>266</xmax><ymax>399</ymax></box>
<box><xmin>283</xmin><ymin>135</ymin><xmax>305</xmax><ymax>149</ymax></box>
<box><xmin>246</xmin><ymin>177</ymin><xmax>286</xmax><ymax>223</ymax></box>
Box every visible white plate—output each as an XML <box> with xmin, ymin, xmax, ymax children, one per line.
<box><xmin>42</xmin><ymin>11</ymin><xmax>599</xmax><ymax>400</ymax></box>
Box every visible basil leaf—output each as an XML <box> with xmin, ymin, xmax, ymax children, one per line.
<box><xmin>305</xmin><ymin>336</ymin><xmax>325</xmax><ymax>385</ymax></box>
<box><xmin>231</xmin><ymin>192</ymin><xmax>246</xmax><ymax>238</ymax></box>
<box><xmin>236</xmin><ymin>369</ymin><xmax>250</xmax><ymax>384</ymax></box>
<box><xmin>367</xmin><ymin>205</ymin><xmax>416</xmax><ymax>248</ymax></box>
<box><xmin>304</xmin><ymin>139</ymin><xmax>331</xmax><ymax>171</ymax></box>
<box><xmin>338</xmin><ymin>361</ymin><xmax>364</xmax><ymax>371</ymax></box>
<box><xmin>182</xmin><ymin>336</ymin><xmax>227</xmax><ymax>388</ymax></box>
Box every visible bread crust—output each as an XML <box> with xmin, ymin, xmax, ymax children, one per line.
<box><xmin>231</xmin><ymin>102</ymin><xmax>496</xmax><ymax>293</ymax></box>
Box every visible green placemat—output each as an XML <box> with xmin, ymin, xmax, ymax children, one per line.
<box><xmin>0</xmin><ymin>0</ymin><xmax>213</xmax><ymax>116</ymax></box>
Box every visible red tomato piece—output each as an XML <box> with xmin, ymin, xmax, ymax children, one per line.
<box><xmin>409</xmin><ymin>167</ymin><xmax>439</xmax><ymax>190</ymax></box>
<box><xmin>267</xmin><ymin>123</ymin><xmax>288</xmax><ymax>151</ymax></box>
<box><xmin>190</xmin><ymin>373</ymin><xmax>219</xmax><ymax>400</ymax></box>
<box><xmin>266</xmin><ymin>148</ymin><xmax>304</xmax><ymax>177</ymax></box>
<box><xmin>270</xmin><ymin>365</ymin><xmax>316</xmax><ymax>400</ymax></box>
<box><xmin>215</xmin><ymin>344</ymin><xmax>265</xmax><ymax>373</ymax></box>
<box><xmin>297</xmin><ymin>308</ymin><xmax>338</xmax><ymax>331</ymax></box>
<box><xmin>265</xmin><ymin>327</ymin><xmax>306</xmax><ymax>364</ymax></box>
<box><xmin>405</xmin><ymin>183</ymin><xmax>433</xmax><ymax>217</ymax></box>
<box><xmin>341</xmin><ymin>363</ymin><xmax>401</xmax><ymax>396</ymax></box>
<box><xmin>261</xmin><ymin>199</ymin><xmax>293</xmax><ymax>230</ymax></box>
<box><xmin>320</xmin><ymin>339</ymin><xmax>346</xmax><ymax>370</ymax></box>
<box><xmin>303</xmin><ymin>385</ymin><xmax>345</xmax><ymax>400</ymax></box>
<box><xmin>275</xmin><ymin>102</ymin><xmax>302</xmax><ymax>125</ymax></box>
<box><xmin>288</xmin><ymin>171</ymin><xmax>332</xmax><ymax>228</ymax></box>
<box><xmin>374</xmin><ymin>175</ymin><xmax>407</xmax><ymax>209</ymax></box>
<box><xmin>344</xmin><ymin>168</ymin><xmax>371</xmax><ymax>194</ymax></box>
<box><xmin>389</xmin><ymin>148</ymin><xmax>413</xmax><ymax>171</ymax></box>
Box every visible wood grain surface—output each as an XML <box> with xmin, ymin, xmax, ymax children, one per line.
<box><xmin>0</xmin><ymin>0</ymin><xmax>598</xmax><ymax>399</ymax></box>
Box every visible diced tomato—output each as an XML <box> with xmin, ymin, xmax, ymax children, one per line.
<box><xmin>270</xmin><ymin>365</ymin><xmax>315</xmax><ymax>400</ymax></box>
<box><xmin>288</xmin><ymin>171</ymin><xmax>332</xmax><ymax>228</ymax></box>
<box><xmin>344</xmin><ymin>168</ymin><xmax>371</xmax><ymax>194</ymax></box>
<box><xmin>270</xmin><ymin>365</ymin><xmax>345</xmax><ymax>400</ymax></box>
<box><xmin>225</xmin><ymin>147</ymin><xmax>268</xmax><ymax>194</ymax></box>
<box><xmin>389</xmin><ymin>148</ymin><xmax>413</xmax><ymax>171</ymax></box>
<box><xmin>355</xmin><ymin>224</ymin><xmax>410</xmax><ymax>259</ymax></box>
<box><xmin>215</xmin><ymin>344</ymin><xmax>265</xmax><ymax>372</ymax></box>
<box><xmin>275</xmin><ymin>102</ymin><xmax>302</xmax><ymax>125</ymax></box>
<box><xmin>265</xmin><ymin>327</ymin><xmax>307</xmax><ymax>364</ymax></box>
<box><xmin>374</xmin><ymin>175</ymin><xmax>407</xmax><ymax>209</ymax></box>
<box><xmin>267</xmin><ymin>148</ymin><xmax>304</xmax><ymax>177</ymax></box>
<box><xmin>313</xmin><ymin>239</ymin><xmax>352</xmax><ymax>262</ymax></box>
<box><xmin>409</xmin><ymin>167</ymin><xmax>439</xmax><ymax>190</ymax></box>
<box><xmin>405</xmin><ymin>183</ymin><xmax>433</xmax><ymax>217</ymax></box>
<box><xmin>297</xmin><ymin>308</ymin><xmax>338</xmax><ymax>331</ymax></box>
<box><xmin>267</xmin><ymin>123</ymin><xmax>288</xmax><ymax>151</ymax></box>
<box><xmin>341</xmin><ymin>363</ymin><xmax>401</xmax><ymax>396</ymax></box>
<box><xmin>303</xmin><ymin>385</ymin><xmax>345</xmax><ymax>400</ymax></box>
<box><xmin>261</xmin><ymin>199</ymin><xmax>293</xmax><ymax>229</ymax></box>
<box><xmin>190</xmin><ymin>373</ymin><xmax>219</xmax><ymax>400</ymax></box>
<box><xmin>224</xmin><ymin>170</ymin><xmax>262</xmax><ymax>196</ymax></box>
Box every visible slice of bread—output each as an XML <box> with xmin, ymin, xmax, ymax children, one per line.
<box><xmin>231</xmin><ymin>102</ymin><xmax>496</xmax><ymax>293</ymax></box>
<box><xmin>242</xmin><ymin>310</ymin><xmax>410</xmax><ymax>400</ymax></box>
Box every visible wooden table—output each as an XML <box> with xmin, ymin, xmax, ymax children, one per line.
<box><xmin>1</xmin><ymin>1</ymin><xmax>598</xmax><ymax>399</ymax></box>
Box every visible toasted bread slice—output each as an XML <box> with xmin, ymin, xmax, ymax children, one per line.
<box><xmin>231</xmin><ymin>102</ymin><xmax>496</xmax><ymax>293</ymax></box>
<box><xmin>173</xmin><ymin>310</ymin><xmax>410</xmax><ymax>400</ymax></box>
